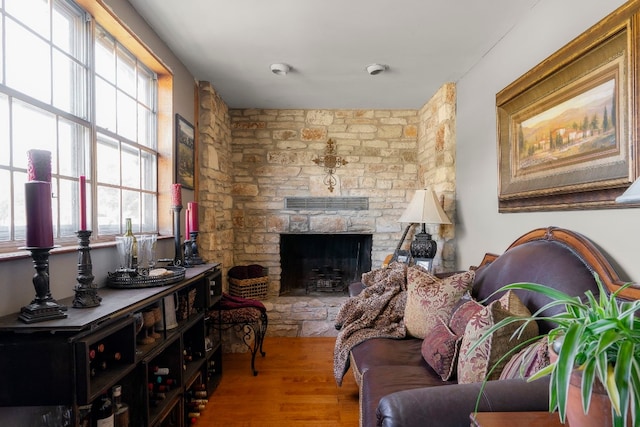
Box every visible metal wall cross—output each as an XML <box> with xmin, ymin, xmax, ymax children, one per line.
<box><xmin>313</xmin><ymin>138</ymin><xmax>348</xmax><ymax>192</ymax></box>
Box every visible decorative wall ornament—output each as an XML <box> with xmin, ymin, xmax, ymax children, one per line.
<box><xmin>313</xmin><ymin>138</ymin><xmax>348</xmax><ymax>192</ymax></box>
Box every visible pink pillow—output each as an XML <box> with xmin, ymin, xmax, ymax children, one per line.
<box><xmin>449</xmin><ymin>299</ymin><xmax>483</xmax><ymax>336</ymax></box>
<box><xmin>421</xmin><ymin>318</ymin><xmax>461</xmax><ymax>381</ymax></box>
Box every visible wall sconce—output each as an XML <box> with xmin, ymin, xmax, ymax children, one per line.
<box><xmin>313</xmin><ymin>138</ymin><xmax>348</xmax><ymax>192</ymax></box>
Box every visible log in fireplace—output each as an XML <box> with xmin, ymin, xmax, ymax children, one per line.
<box><xmin>280</xmin><ymin>234</ymin><xmax>372</xmax><ymax>295</ymax></box>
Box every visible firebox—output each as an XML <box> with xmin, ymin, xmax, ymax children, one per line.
<box><xmin>280</xmin><ymin>234</ymin><xmax>372</xmax><ymax>295</ymax></box>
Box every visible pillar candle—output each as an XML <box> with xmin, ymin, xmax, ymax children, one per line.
<box><xmin>187</xmin><ymin>202</ymin><xmax>199</xmax><ymax>232</ymax></box>
<box><xmin>171</xmin><ymin>183</ymin><xmax>182</xmax><ymax>206</ymax></box>
<box><xmin>25</xmin><ymin>181</ymin><xmax>54</xmax><ymax>248</ymax></box>
<box><xmin>27</xmin><ymin>149</ymin><xmax>52</xmax><ymax>182</ymax></box>
<box><xmin>79</xmin><ymin>175</ymin><xmax>87</xmax><ymax>230</ymax></box>
<box><xmin>185</xmin><ymin>207</ymin><xmax>191</xmax><ymax>237</ymax></box>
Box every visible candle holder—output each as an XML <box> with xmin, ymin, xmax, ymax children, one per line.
<box><xmin>183</xmin><ymin>239</ymin><xmax>193</xmax><ymax>268</ymax></box>
<box><xmin>72</xmin><ymin>230</ymin><xmax>101</xmax><ymax>308</ymax></box>
<box><xmin>172</xmin><ymin>205</ymin><xmax>183</xmax><ymax>266</ymax></box>
<box><xmin>189</xmin><ymin>231</ymin><xmax>204</xmax><ymax>265</ymax></box>
<box><xmin>19</xmin><ymin>246</ymin><xmax>67</xmax><ymax>323</ymax></box>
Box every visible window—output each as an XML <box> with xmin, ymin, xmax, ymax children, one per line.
<box><xmin>0</xmin><ymin>0</ymin><xmax>161</xmax><ymax>252</ymax></box>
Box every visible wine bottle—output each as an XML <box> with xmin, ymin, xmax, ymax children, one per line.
<box><xmin>112</xmin><ymin>385</ymin><xmax>130</xmax><ymax>427</ymax></box>
<box><xmin>107</xmin><ymin>351</ymin><xmax>122</xmax><ymax>361</ymax></box>
<box><xmin>92</xmin><ymin>392</ymin><xmax>114</xmax><ymax>427</ymax></box>
<box><xmin>123</xmin><ymin>218</ymin><xmax>138</xmax><ymax>269</ymax></box>
<box><xmin>153</xmin><ymin>366</ymin><xmax>169</xmax><ymax>375</ymax></box>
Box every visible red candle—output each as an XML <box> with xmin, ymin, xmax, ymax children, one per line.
<box><xmin>25</xmin><ymin>181</ymin><xmax>54</xmax><ymax>247</ymax></box>
<box><xmin>188</xmin><ymin>202</ymin><xmax>199</xmax><ymax>232</ymax></box>
<box><xmin>171</xmin><ymin>183</ymin><xmax>182</xmax><ymax>206</ymax></box>
<box><xmin>79</xmin><ymin>175</ymin><xmax>87</xmax><ymax>230</ymax></box>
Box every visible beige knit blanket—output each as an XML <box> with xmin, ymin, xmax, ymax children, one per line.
<box><xmin>333</xmin><ymin>262</ymin><xmax>408</xmax><ymax>386</ymax></box>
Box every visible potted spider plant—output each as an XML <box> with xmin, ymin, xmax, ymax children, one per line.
<box><xmin>473</xmin><ymin>275</ymin><xmax>640</xmax><ymax>427</ymax></box>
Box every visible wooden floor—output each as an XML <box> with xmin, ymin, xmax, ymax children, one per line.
<box><xmin>200</xmin><ymin>337</ymin><xmax>360</xmax><ymax>426</ymax></box>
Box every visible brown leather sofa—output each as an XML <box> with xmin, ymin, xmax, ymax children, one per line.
<box><xmin>347</xmin><ymin>227</ymin><xmax>630</xmax><ymax>427</ymax></box>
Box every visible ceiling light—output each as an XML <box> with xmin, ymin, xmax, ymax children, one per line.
<box><xmin>366</xmin><ymin>64</ymin><xmax>388</xmax><ymax>75</ymax></box>
<box><xmin>270</xmin><ymin>63</ymin><xmax>291</xmax><ymax>76</ymax></box>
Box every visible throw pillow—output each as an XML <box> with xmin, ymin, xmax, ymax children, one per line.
<box><xmin>457</xmin><ymin>292</ymin><xmax>539</xmax><ymax>384</ymax></box>
<box><xmin>404</xmin><ymin>269</ymin><xmax>475</xmax><ymax>339</ymax></box>
<box><xmin>449</xmin><ymin>299</ymin><xmax>484</xmax><ymax>336</ymax></box>
<box><xmin>421</xmin><ymin>318</ymin><xmax>461</xmax><ymax>381</ymax></box>
<box><xmin>499</xmin><ymin>337</ymin><xmax>550</xmax><ymax>380</ymax></box>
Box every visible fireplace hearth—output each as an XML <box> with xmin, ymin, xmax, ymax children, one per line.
<box><xmin>280</xmin><ymin>234</ymin><xmax>372</xmax><ymax>295</ymax></box>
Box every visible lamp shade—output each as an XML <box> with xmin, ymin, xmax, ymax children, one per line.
<box><xmin>616</xmin><ymin>178</ymin><xmax>640</xmax><ymax>204</ymax></box>
<box><xmin>398</xmin><ymin>189</ymin><xmax>452</xmax><ymax>225</ymax></box>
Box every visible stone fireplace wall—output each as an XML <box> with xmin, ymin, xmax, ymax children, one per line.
<box><xmin>197</xmin><ymin>82</ymin><xmax>457</xmax><ymax>336</ymax></box>
<box><xmin>228</xmin><ymin>108</ymin><xmax>420</xmax><ymax>296</ymax></box>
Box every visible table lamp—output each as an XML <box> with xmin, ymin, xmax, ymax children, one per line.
<box><xmin>398</xmin><ymin>188</ymin><xmax>452</xmax><ymax>259</ymax></box>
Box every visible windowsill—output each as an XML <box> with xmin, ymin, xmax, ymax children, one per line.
<box><xmin>0</xmin><ymin>235</ymin><xmax>175</xmax><ymax>262</ymax></box>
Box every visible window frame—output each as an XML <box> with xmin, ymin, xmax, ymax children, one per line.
<box><xmin>0</xmin><ymin>0</ymin><xmax>174</xmax><ymax>256</ymax></box>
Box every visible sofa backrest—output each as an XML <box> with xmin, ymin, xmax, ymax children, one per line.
<box><xmin>470</xmin><ymin>227</ymin><xmax>633</xmax><ymax>334</ymax></box>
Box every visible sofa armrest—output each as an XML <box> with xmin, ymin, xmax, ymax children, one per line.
<box><xmin>376</xmin><ymin>377</ymin><xmax>550</xmax><ymax>427</ymax></box>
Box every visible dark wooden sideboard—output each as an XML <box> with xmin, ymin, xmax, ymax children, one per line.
<box><xmin>0</xmin><ymin>263</ymin><xmax>222</xmax><ymax>427</ymax></box>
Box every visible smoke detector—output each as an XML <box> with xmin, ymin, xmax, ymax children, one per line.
<box><xmin>270</xmin><ymin>63</ymin><xmax>291</xmax><ymax>76</ymax></box>
<box><xmin>366</xmin><ymin>64</ymin><xmax>388</xmax><ymax>75</ymax></box>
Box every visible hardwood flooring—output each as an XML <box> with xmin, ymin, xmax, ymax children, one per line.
<box><xmin>200</xmin><ymin>337</ymin><xmax>360</xmax><ymax>426</ymax></box>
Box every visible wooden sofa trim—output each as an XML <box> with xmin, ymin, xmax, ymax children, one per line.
<box><xmin>476</xmin><ymin>226</ymin><xmax>638</xmax><ymax>300</ymax></box>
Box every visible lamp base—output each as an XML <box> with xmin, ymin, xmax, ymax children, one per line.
<box><xmin>410</xmin><ymin>232</ymin><xmax>437</xmax><ymax>259</ymax></box>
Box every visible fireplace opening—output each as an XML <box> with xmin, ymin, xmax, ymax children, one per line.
<box><xmin>280</xmin><ymin>234</ymin><xmax>372</xmax><ymax>296</ymax></box>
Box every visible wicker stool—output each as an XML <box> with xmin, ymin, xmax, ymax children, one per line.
<box><xmin>212</xmin><ymin>296</ymin><xmax>268</xmax><ymax>376</ymax></box>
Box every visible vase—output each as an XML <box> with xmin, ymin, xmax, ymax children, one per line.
<box><xmin>550</xmin><ymin>347</ymin><xmax>629</xmax><ymax>427</ymax></box>
<box><xmin>566</xmin><ymin>368</ymin><xmax>616</xmax><ymax>427</ymax></box>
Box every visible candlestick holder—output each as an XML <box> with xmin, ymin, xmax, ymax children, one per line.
<box><xmin>19</xmin><ymin>246</ymin><xmax>67</xmax><ymax>323</ymax></box>
<box><xmin>172</xmin><ymin>205</ymin><xmax>183</xmax><ymax>266</ymax></box>
<box><xmin>189</xmin><ymin>231</ymin><xmax>204</xmax><ymax>265</ymax></box>
<box><xmin>72</xmin><ymin>230</ymin><xmax>101</xmax><ymax>308</ymax></box>
<box><xmin>183</xmin><ymin>239</ymin><xmax>193</xmax><ymax>268</ymax></box>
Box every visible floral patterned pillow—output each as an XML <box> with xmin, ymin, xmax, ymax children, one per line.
<box><xmin>457</xmin><ymin>292</ymin><xmax>539</xmax><ymax>384</ymax></box>
<box><xmin>404</xmin><ymin>268</ymin><xmax>475</xmax><ymax>339</ymax></box>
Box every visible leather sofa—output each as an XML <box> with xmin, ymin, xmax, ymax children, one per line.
<box><xmin>346</xmin><ymin>227</ymin><xmax>629</xmax><ymax>427</ymax></box>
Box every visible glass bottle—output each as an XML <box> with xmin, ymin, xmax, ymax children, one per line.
<box><xmin>112</xmin><ymin>385</ymin><xmax>130</xmax><ymax>427</ymax></box>
<box><xmin>123</xmin><ymin>218</ymin><xmax>138</xmax><ymax>269</ymax></box>
<box><xmin>91</xmin><ymin>392</ymin><xmax>114</xmax><ymax>427</ymax></box>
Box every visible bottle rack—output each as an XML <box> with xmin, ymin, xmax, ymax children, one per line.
<box><xmin>204</xmin><ymin>268</ymin><xmax>223</xmax><ymax>394</ymax></box>
<box><xmin>0</xmin><ymin>263</ymin><xmax>222</xmax><ymax>427</ymax></box>
<box><xmin>74</xmin><ymin>316</ymin><xmax>136</xmax><ymax>404</ymax></box>
<box><xmin>144</xmin><ymin>334</ymin><xmax>182</xmax><ymax>425</ymax></box>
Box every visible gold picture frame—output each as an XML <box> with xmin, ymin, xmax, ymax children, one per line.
<box><xmin>497</xmin><ymin>2</ymin><xmax>640</xmax><ymax>212</ymax></box>
<box><xmin>175</xmin><ymin>114</ymin><xmax>195</xmax><ymax>190</ymax></box>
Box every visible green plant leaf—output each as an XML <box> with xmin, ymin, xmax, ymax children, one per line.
<box><xmin>581</xmin><ymin>359</ymin><xmax>596</xmax><ymax>415</ymax></box>
<box><xmin>613</xmin><ymin>341</ymin><xmax>633</xmax><ymax>422</ymax></box>
<box><xmin>555</xmin><ymin>323</ymin><xmax>585</xmax><ymax>422</ymax></box>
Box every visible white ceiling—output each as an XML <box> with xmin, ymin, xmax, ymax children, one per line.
<box><xmin>128</xmin><ymin>0</ymin><xmax>541</xmax><ymax>110</ymax></box>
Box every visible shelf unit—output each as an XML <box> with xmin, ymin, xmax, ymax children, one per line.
<box><xmin>0</xmin><ymin>262</ymin><xmax>222</xmax><ymax>427</ymax></box>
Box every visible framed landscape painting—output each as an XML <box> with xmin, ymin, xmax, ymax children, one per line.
<box><xmin>175</xmin><ymin>114</ymin><xmax>195</xmax><ymax>190</ymax></box>
<box><xmin>496</xmin><ymin>5</ymin><xmax>640</xmax><ymax>212</ymax></box>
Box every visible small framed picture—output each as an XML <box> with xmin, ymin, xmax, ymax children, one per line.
<box><xmin>175</xmin><ymin>114</ymin><xmax>195</xmax><ymax>190</ymax></box>
<box><xmin>414</xmin><ymin>258</ymin><xmax>433</xmax><ymax>273</ymax></box>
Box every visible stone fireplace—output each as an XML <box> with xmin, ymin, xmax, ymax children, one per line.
<box><xmin>280</xmin><ymin>233</ymin><xmax>372</xmax><ymax>295</ymax></box>
<box><xmin>197</xmin><ymin>81</ymin><xmax>458</xmax><ymax>336</ymax></box>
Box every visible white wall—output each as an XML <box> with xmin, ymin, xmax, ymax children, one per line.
<box><xmin>456</xmin><ymin>0</ymin><xmax>637</xmax><ymax>279</ymax></box>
